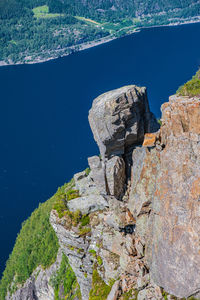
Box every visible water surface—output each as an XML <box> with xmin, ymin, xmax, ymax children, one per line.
<box><xmin>0</xmin><ymin>22</ymin><xmax>200</xmax><ymax>277</ymax></box>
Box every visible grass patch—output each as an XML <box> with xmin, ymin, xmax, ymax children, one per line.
<box><xmin>50</xmin><ymin>253</ymin><xmax>81</xmax><ymax>300</ymax></box>
<box><xmin>177</xmin><ymin>69</ymin><xmax>200</xmax><ymax>97</ymax></box>
<box><xmin>66</xmin><ymin>189</ymin><xmax>80</xmax><ymax>201</ymax></box>
<box><xmin>121</xmin><ymin>289</ymin><xmax>139</xmax><ymax>300</ymax></box>
<box><xmin>89</xmin><ymin>268</ymin><xmax>113</xmax><ymax>300</ymax></box>
<box><xmin>32</xmin><ymin>5</ymin><xmax>63</xmax><ymax>19</ymax></box>
<box><xmin>97</xmin><ymin>256</ymin><xmax>103</xmax><ymax>266</ymax></box>
<box><xmin>52</xmin><ymin>178</ymin><xmax>75</xmax><ymax>218</ymax></box>
<box><xmin>75</xmin><ymin>16</ymin><xmax>100</xmax><ymax>25</ymax></box>
<box><xmin>80</xmin><ymin>215</ymin><xmax>90</xmax><ymax>227</ymax></box>
<box><xmin>78</xmin><ymin>227</ymin><xmax>91</xmax><ymax>236</ymax></box>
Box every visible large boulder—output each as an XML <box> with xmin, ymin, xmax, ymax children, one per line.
<box><xmin>88</xmin><ymin>85</ymin><xmax>159</xmax><ymax>159</ymax></box>
<box><xmin>67</xmin><ymin>195</ymin><xmax>108</xmax><ymax>215</ymax></box>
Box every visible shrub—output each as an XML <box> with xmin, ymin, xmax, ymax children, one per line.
<box><xmin>78</xmin><ymin>227</ymin><xmax>91</xmax><ymax>236</ymax></box>
<box><xmin>80</xmin><ymin>215</ymin><xmax>90</xmax><ymax>227</ymax></box>
<box><xmin>97</xmin><ymin>256</ymin><xmax>103</xmax><ymax>266</ymax></box>
<box><xmin>89</xmin><ymin>249</ymin><xmax>96</xmax><ymax>258</ymax></box>
<box><xmin>121</xmin><ymin>289</ymin><xmax>139</xmax><ymax>300</ymax></box>
<box><xmin>85</xmin><ymin>167</ymin><xmax>91</xmax><ymax>176</ymax></box>
<box><xmin>66</xmin><ymin>189</ymin><xmax>80</xmax><ymax>201</ymax></box>
<box><xmin>177</xmin><ymin>69</ymin><xmax>200</xmax><ymax>97</ymax></box>
<box><xmin>157</xmin><ymin>119</ymin><xmax>162</xmax><ymax>126</ymax></box>
<box><xmin>50</xmin><ymin>253</ymin><xmax>81</xmax><ymax>300</ymax></box>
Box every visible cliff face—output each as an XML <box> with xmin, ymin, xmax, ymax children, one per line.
<box><xmin>147</xmin><ymin>95</ymin><xmax>200</xmax><ymax>298</ymax></box>
<box><xmin>7</xmin><ymin>87</ymin><xmax>200</xmax><ymax>300</ymax></box>
<box><xmin>6</xmin><ymin>250</ymin><xmax>62</xmax><ymax>300</ymax></box>
<box><xmin>50</xmin><ymin>86</ymin><xmax>200</xmax><ymax>299</ymax></box>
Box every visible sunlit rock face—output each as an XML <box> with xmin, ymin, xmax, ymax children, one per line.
<box><xmin>148</xmin><ymin>95</ymin><xmax>200</xmax><ymax>298</ymax></box>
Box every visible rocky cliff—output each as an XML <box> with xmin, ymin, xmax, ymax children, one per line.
<box><xmin>6</xmin><ymin>86</ymin><xmax>200</xmax><ymax>300</ymax></box>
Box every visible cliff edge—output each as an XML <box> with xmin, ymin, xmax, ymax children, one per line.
<box><xmin>3</xmin><ymin>86</ymin><xmax>200</xmax><ymax>300</ymax></box>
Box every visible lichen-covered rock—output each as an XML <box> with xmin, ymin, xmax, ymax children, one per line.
<box><xmin>88</xmin><ymin>85</ymin><xmax>159</xmax><ymax>159</ymax></box>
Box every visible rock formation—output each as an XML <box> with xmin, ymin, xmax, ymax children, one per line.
<box><xmin>88</xmin><ymin>85</ymin><xmax>159</xmax><ymax>159</ymax></box>
<box><xmin>6</xmin><ymin>88</ymin><xmax>200</xmax><ymax>300</ymax></box>
<box><xmin>6</xmin><ymin>250</ymin><xmax>62</xmax><ymax>300</ymax></box>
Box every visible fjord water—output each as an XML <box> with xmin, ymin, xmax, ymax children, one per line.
<box><xmin>0</xmin><ymin>22</ymin><xmax>200</xmax><ymax>277</ymax></box>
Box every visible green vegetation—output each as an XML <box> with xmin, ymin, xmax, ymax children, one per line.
<box><xmin>0</xmin><ymin>178</ymin><xmax>85</xmax><ymax>300</ymax></box>
<box><xmin>89</xmin><ymin>249</ymin><xmax>97</xmax><ymax>259</ymax></box>
<box><xmin>177</xmin><ymin>69</ymin><xmax>200</xmax><ymax>97</ymax></box>
<box><xmin>157</xmin><ymin>119</ymin><xmax>162</xmax><ymax>126</ymax></box>
<box><xmin>52</xmin><ymin>178</ymin><xmax>75</xmax><ymax>218</ymax></box>
<box><xmin>97</xmin><ymin>256</ymin><xmax>103</xmax><ymax>266</ymax></box>
<box><xmin>0</xmin><ymin>186</ymin><xmax>61</xmax><ymax>300</ymax></box>
<box><xmin>121</xmin><ymin>289</ymin><xmax>133</xmax><ymax>300</ymax></box>
<box><xmin>50</xmin><ymin>253</ymin><xmax>81</xmax><ymax>300</ymax></box>
<box><xmin>1</xmin><ymin>0</ymin><xmax>200</xmax><ymax>64</ymax></box>
<box><xmin>52</xmin><ymin>179</ymin><xmax>91</xmax><ymax>236</ymax></box>
<box><xmin>78</xmin><ymin>226</ymin><xmax>91</xmax><ymax>236</ymax></box>
<box><xmin>89</xmin><ymin>267</ymin><xmax>113</xmax><ymax>300</ymax></box>
<box><xmin>66</xmin><ymin>189</ymin><xmax>80</xmax><ymax>201</ymax></box>
<box><xmin>33</xmin><ymin>5</ymin><xmax>63</xmax><ymax>18</ymax></box>
<box><xmin>85</xmin><ymin>167</ymin><xmax>91</xmax><ymax>176</ymax></box>
<box><xmin>80</xmin><ymin>214</ymin><xmax>90</xmax><ymax>226</ymax></box>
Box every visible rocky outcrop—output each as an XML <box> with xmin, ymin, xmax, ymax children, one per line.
<box><xmin>50</xmin><ymin>210</ymin><xmax>93</xmax><ymax>300</ymax></box>
<box><xmin>88</xmin><ymin>85</ymin><xmax>159</xmax><ymax>159</ymax></box>
<box><xmin>49</xmin><ymin>85</ymin><xmax>161</xmax><ymax>300</ymax></box>
<box><xmin>6</xmin><ymin>249</ymin><xmax>62</xmax><ymax>300</ymax></box>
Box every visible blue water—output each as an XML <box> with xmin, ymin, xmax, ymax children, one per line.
<box><xmin>0</xmin><ymin>22</ymin><xmax>200</xmax><ymax>277</ymax></box>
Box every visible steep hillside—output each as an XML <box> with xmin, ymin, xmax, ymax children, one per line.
<box><xmin>0</xmin><ymin>180</ymin><xmax>81</xmax><ymax>300</ymax></box>
<box><xmin>177</xmin><ymin>68</ymin><xmax>200</xmax><ymax>96</ymax></box>
<box><xmin>0</xmin><ymin>0</ymin><xmax>200</xmax><ymax>65</ymax></box>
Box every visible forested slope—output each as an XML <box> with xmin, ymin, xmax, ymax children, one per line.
<box><xmin>0</xmin><ymin>0</ymin><xmax>200</xmax><ymax>65</ymax></box>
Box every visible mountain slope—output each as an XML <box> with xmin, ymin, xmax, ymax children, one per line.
<box><xmin>0</xmin><ymin>0</ymin><xmax>200</xmax><ymax>65</ymax></box>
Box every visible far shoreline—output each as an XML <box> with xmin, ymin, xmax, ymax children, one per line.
<box><xmin>1</xmin><ymin>17</ymin><xmax>200</xmax><ymax>68</ymax></box>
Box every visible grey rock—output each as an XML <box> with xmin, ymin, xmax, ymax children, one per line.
<box><xmin>67</xmin><ymin>194</ymin><xmax>108</xmax><ymax>215</ymax></box>
<box><xmin>50</xmin><ymin>211</ymin><xmax>93</xmax><ymax>300</ymax></box>
<box><xmin>88</xmin><ymin>156</ymin><xmax>107</xmax><ymax>195</ymax></box>
<box><xmin>136</xmin><ymin>274</ymin><xmax>150</xmax><ymax>290</ymax></box>
<box><xmin>106</xmin><ymin>156</ymin><xmax>125</xmax><ymax>199</ymax></box>
<box><xmin>88</xmin><ymin>85</ymin><xmax>159</xmax><ymax>159</ymax></box>
<box><xmin>106</xmin><ymin>280</ymin><xmax>120</xmax><ymax>300</ymax></box>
